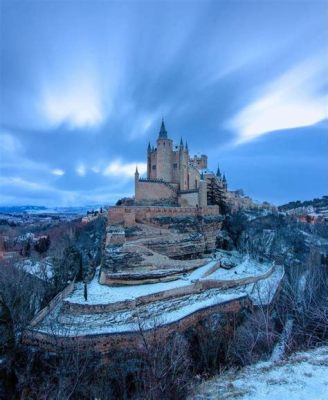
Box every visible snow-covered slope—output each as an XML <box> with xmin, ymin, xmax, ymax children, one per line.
<box><xmin>192</xmin><ymin>345</ymin><xmax>328</xmax><ymax>400</ymax></box>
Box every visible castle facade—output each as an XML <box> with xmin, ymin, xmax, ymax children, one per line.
<box><xmin>135</xmin><ymin>120</ymin><xmax>227</xmax><ymax>207</ymax></box>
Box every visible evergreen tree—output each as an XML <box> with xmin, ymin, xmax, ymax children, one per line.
<box><xmin>207</xmin><ymin>177</ymin><xmax>228</xmax><ymax>214</ymax></box>
<box><xmin>84</xmin><ymin>282</ymin><xmax>88</xmax><ymax>301</ymax></box>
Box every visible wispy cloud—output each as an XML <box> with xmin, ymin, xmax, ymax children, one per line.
<box><xmin>0</xmin><ymin>176</ymin><xmax>50</xmax><ymax>191</ymax></box>
<box><xmin>230</xmin><ymin>57</ymin><xmax>328</xmax><ymax>144</ymax></box>
<box><xmin>76</xmin><ymin>164</ymin><xmax>86</xmax><ymax>176</ymax></box>
<box><xmin>41</xmin><ymin>73</ymin><xmax>104</xmax><ymax>129</ymax></box>
<box><xmin>103</xmin><ymin>159</ymin><xmax>147</xmax><ymax>178</ymax></box>
<box><xmin>0</xmin><ymin>132</ymin><xmax>22</xmax><ymax>154</ymax></box>
<box><xmin>51</xmin><ymin>168</ymin><xmax>65</xmax><ymax>176</ymax></box>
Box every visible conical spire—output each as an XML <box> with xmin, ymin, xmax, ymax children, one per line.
<box><xmin>222</xmin><ymin>173</ymin><xmax>226</xmax><ymax>182</ymax></box>
<box><xmin>158</xmin><ymin>118</ymin><xmax>168</xmax><ymax>139</ymax></box>
<box><xmin>185</xmin><ymin>141</ymin><xmax>189</xmax><ymax>152</ymax></box>
<box><xmin>216</xmin><ymin>164</ymin><xmax>221</xmax><ymax>178</ymax></box>
<box><xmin>180</xmin><ymin>137</ymin><xmax>184</xmax><ymax>148</ymax></box>
<box><xmin>147</xmin><ymin>142</ymin><xmax>151</xmax><ymax>153</ymax></box>
<box><xmin>135</xmin><ymin>166</ymin><xmax>139</xmax><ymax>174</ymax></box>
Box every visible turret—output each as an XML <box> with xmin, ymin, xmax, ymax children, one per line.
<box><xmin>156</xmin><ymin>118</ymin><xmax>173</xmax><ymax>182</ymax></box>
<box><xmin>135</xmin><ymin>166</ymin><xmax>140</xmax><ymax>197</ymax></box>
<box><xmin>222</xmin><ymin>173</ymin><xmax>227</xmax><ymax>190</ymax></box>
<box><xmin>179</xmin><ymin>137</ymin><xmax>184</xmax><ymax>151</ymax></box>
<box><xmin>158</xmin><ymin>118</ymin><xmax>168</xmax><ymax>139</ymax></box>
<box><xmin>216</xmin><ymin>164</ymin><xmax>221</xmax><ymax>178</ymax></box>
<box><xmin>147</xmin><ymin>143</ymin><xmax>151</xmax><ymax>179</ymax></box>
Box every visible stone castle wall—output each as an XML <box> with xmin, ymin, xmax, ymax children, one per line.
<box><xmin>178</xmin><ymin>191</ymin><xmax>199</xmax><ymax>207</ymax></box>
<box><xmin>108</xmin><ymin>205</ymin><xmax>220</xmax><ymax>226</ymax></box>
<box><xmin>135</xmin><ymin>180</ymin><xmax>177</xmax><ymax>206</ymax></box>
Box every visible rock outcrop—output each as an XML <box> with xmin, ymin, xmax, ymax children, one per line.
<box><xmin>102</xmin><ymin>211</ymin><xmax>223</xmax><ymax>284</ymax></box>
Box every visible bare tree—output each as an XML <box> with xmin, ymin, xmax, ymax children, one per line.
<box><xmin>275</xmin><ymin>248</ymin><xmax>328</xmax><ymax>350</ymax></box>
<box><xmin>134</xmin><ymin>312</ymin><xmax>192</xmax><ymax>399</ymax></box>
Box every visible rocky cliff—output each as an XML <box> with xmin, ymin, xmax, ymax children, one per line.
<box><xmin>101</xmin><ymin>213</ymin><xmax>223</xmax><ymax>283</ymax></box>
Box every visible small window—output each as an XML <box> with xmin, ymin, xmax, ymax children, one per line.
<box><xmin>152</xmin><ymin>165</ymin><xmax>156</xmax><ymax>170</ymax></box>
<box><xmin>173</xmin><ymin>163</ymin><xmax>177</xmax><ymax>169</ymax></box>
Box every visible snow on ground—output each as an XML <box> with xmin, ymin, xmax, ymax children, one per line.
<box><xmin>192</xmin><ymin>345</ymin><xmax>328</xmax><ymax>400</ymax></box>
<box><xmin>31</xmin><ymin>251</ymin><xmax>283</xmax><ymax>337</ymax></box>
<box><xmin>270</xmin><ymin>319</ymin><xmax>294</xmax><ymax>362</ymax></box>
<box><xmin>66</xmin><ymin>252</ymin><xmax>273</xmax><ymax>306</ymax></box>
<box><xmin>204</xmin><ymin>253</ymin><xmax>271</xmax><ymax>281</ymax></box>
<box><xmin>38</xmin><ymin>287</ymin><xmax>248</xmax><ymax>336</ymax></box>
<box><xmin>247</xmin><ymin>265</ymin><xmax>284</xmax><ymax>306</ymax></box>
<box><xmin>17</xmin><ymin>258</ymin><xmax>53</xmax><ymax>281</ymax></box>
<box><xmin>66</xmin><ymin>260</ymin><xmax>216</xmax><ymax>305</ymax></box>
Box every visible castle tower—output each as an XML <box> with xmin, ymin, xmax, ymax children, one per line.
<box><xmin>222</xmin><ymin>173</ymin><xmax>227</xmax><ymax>190</ymax></box>
<box><xmin>134</xmin><ymin>166</ymin><xmax>139</xmax><ymax>198</ymax></box>
<box><xmin>156</xmin><ymin>119</ymin><xmax>173</xmax><ymax>182</ymax></box>
<box><xmin>179</xmin><ymin>137</ymin><xmax>188</xmax><ymax>190</ymax></box>
<box><xmin>147</xmin><ymin>142</ymin><xmax>151</xmax><ymax>179</ymax></box>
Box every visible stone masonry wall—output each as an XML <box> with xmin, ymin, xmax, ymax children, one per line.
<box><xmin>178</xmin><ymin>191</ymin><xmax>199</xmax><ymax>207</ymax></box>
<box><xmin>22</xmin><ymin>296</ymin><xmax>251</xmax><ymax>354</ymax></box>
<box><xmin>108</xmin><ymin>205</ymin><xmax>220</xmax><ymax>226</ymax></box>
<box><xmin>28</xmin><ymin>280</ymin><xmax>75</xmax><ymax>327</ymax></box>
<box><xmin>135</xmin><ymin>180</ymin><xmax>177</xmax><ymax>205</ymax></box>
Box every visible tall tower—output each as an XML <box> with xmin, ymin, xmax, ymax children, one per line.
<box><xmin>179</xmin><ymin>137</ymin><xmax>189</xmax><ymax>190</ymax></box>
<box><xmin>147</xmin><ymin>142</ymin><xmax>151</xmax><ymax>179</ymax></box>
<box><xmin>134</xmin><ymin>166</ymin><xmax>140</xmax><ymax>199</ymax></box>
<box><xmin>156</xmin><ymin>119</ymin><xmax>173</xmax><ymax>182</ymax></box>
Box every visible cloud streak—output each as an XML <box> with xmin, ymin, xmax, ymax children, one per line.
<box><xmin>230</xmin><ymin>57</ymin><xmax>328</xmax><ymax>144</ymax></box>
<box><xmin>103</xmin><ymin>160</ymin><xmax>146</xmax><ymax>178</ymax></box>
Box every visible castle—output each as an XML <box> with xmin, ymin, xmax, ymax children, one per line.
<box><xmin>135</xmin><ymin>119</ymin><xmax>227</xmax><ymax>207</ymax></box>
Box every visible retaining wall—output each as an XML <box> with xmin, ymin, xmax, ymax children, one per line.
<box><xmin>62</xmin><ymin>264</ymin><xmax>274</xmax><ymax>315</ymax></box>
<box><xmin>22</xmin><ymin>296</ymin><xmax>251</xmax><ymax>354</ymax></box>
<box><xmin>29</xmin><ymin>280</ymin><xmax>75</xmax><ymax>327</ymax></box>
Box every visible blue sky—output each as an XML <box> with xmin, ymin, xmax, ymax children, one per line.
<box><xmin>0</xmin><ymin>0</ymin><xmax>327</xmax><ymax>206</ymax></box>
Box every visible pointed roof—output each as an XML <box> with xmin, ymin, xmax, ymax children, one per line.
<box><xmin>180</xmin><ymin>137</ymin><xmax>184</xmax><ymax>148</ymax></box>
<box><xmin>185</xmin><ymin>141</ymin><xmax>188</xmax><ymax>151</ymax></box>
<box><xmin>147</xmin><ymin>142</ymin><xmax>151</xmax><ymax>152</ymax></box>
<box><xmin>222</xmin><ymin>173</ymin><xmax>227</xmax><ymax>182</ymax></box>
<box><xmin>158</xmin><ymin>118</ymin><xmax>168</xmax><ymax>139</ymax></box>
<box><xmin>216</xmin><ymin>164</ymin><xmax>221</xmax><ymax>178</ymax></box>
